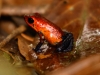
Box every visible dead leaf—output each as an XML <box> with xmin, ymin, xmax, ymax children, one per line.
<box><xmin>21</xmin><ymin>33</ymin><xmax>34</xmax><ymax>42</ymax></box>
<box><xmin>17</xmin><ymin>35</ymin><xmax>37</xmax><ymax>61</ymax></box>
<box><xmin>38</xmin><ymin>53</ymin><xmax>51</xmax><ymax>59</ymax></box>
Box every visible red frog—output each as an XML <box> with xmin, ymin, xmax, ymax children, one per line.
<box><xmin>24</xmin><ymin>13</ymin><xmax>73</xmax><ymax>53</ymax></box>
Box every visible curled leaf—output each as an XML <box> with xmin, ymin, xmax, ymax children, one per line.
<box><xmin>17</xmin><ymin>35</ymin><xmax>37</xmax><ymax>61</ymax></box>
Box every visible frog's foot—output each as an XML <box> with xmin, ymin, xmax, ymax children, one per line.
<box><xmin>56</xmin><ymin>32</ymin><xmax>74</xmax><ymax>53</ymax></box>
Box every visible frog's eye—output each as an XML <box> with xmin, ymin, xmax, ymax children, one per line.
<box><xmin>28</xmin><ymin>17</ymin><xmax>34</xmax><ymax>24</ymax></box>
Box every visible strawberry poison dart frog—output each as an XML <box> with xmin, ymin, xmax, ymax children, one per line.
<box><xmin>24</xmin><ymin>13</ymin><xmax>74</xmax><ymax>53</ymax></box>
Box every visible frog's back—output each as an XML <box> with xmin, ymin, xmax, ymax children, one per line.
<box><xmin>33</xmin><ymin>13</ymin><xmax>63</xmax><ymax>45</ymax></box>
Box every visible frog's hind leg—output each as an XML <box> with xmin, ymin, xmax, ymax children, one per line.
<box><xmin>34</xmin><ymin>42</ymin><xmax>43</xmax><ymax>53</ymax></box>
<box><xmin>56</xmin><ymin>32</ymin><xmax>74</xmax><ymax>53</ymax></box>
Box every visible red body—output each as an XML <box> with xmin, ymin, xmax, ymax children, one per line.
<box><xmin>24</xmin><ymin>13</ymin><xmax>63</xmax><ymax>45</ymax></box>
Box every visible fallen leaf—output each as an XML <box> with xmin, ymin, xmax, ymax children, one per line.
<box><xmin>17</xmin><ymin>35</ymin><xmax>37</xmax><ymax>61</ymax></box>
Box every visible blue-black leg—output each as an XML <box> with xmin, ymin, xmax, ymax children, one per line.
<box><xmin>56</xmin><ymin>32</ymin><xmax>74</xmax><ymax>53</ymax></box>
<box><xmin>34</xmin><ymin>42</ymin><xmax>43</xmax><ymax>53</ymax></box>
<box><xmin>34</xmin><ymin>32</ymin><xmax>44</xmax><ymax>53</ymax></box>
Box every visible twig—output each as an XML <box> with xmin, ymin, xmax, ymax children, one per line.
<box><xmin>1</xmin><ymin>6</ymin><xmax>48</xmax><ymax>16</ymax></box>
<box><xmin>0</xmin><ymin>0</ymin><xmax>2</xmax><ymax>16</ymax></box>
<box><xmin>0</xmin><ymin>25</ymin><xmax>26</xmax><ymax>48</ymax></box>
<box><xmin>0</xmin><ymin>48</ymin><xmax>15</xmax><ymax>60</ymax></box>
<box><xmin>0</xmin><ymin>25</ymin><xmax>26</xmax><ymax>63</ymax></box>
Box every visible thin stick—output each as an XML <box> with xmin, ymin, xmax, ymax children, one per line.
<box><xmin>1</xmin><ymin>6</ymin><xmax>47</xmax><ymax>16</ymax></box>
<box><xmin>0</xmin><ymin>25</ymin><xmax>26</xmax><ymax>48</ymax></box>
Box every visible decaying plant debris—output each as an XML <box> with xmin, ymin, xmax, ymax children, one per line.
<box><xmin>0</xmin><ymin>0</ymin><xmax>100</xmax><ymax>75</ymax></box>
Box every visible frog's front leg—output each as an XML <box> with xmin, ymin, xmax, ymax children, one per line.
<box><xmin>56</xmin><ymin>32</ymin><xmax>74</xmax><ymax>53</ymax></box>
<box><xmin>35</xmin><ymin>32</ymin><xmax>45</xmax><ymax>53</ymax></box>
